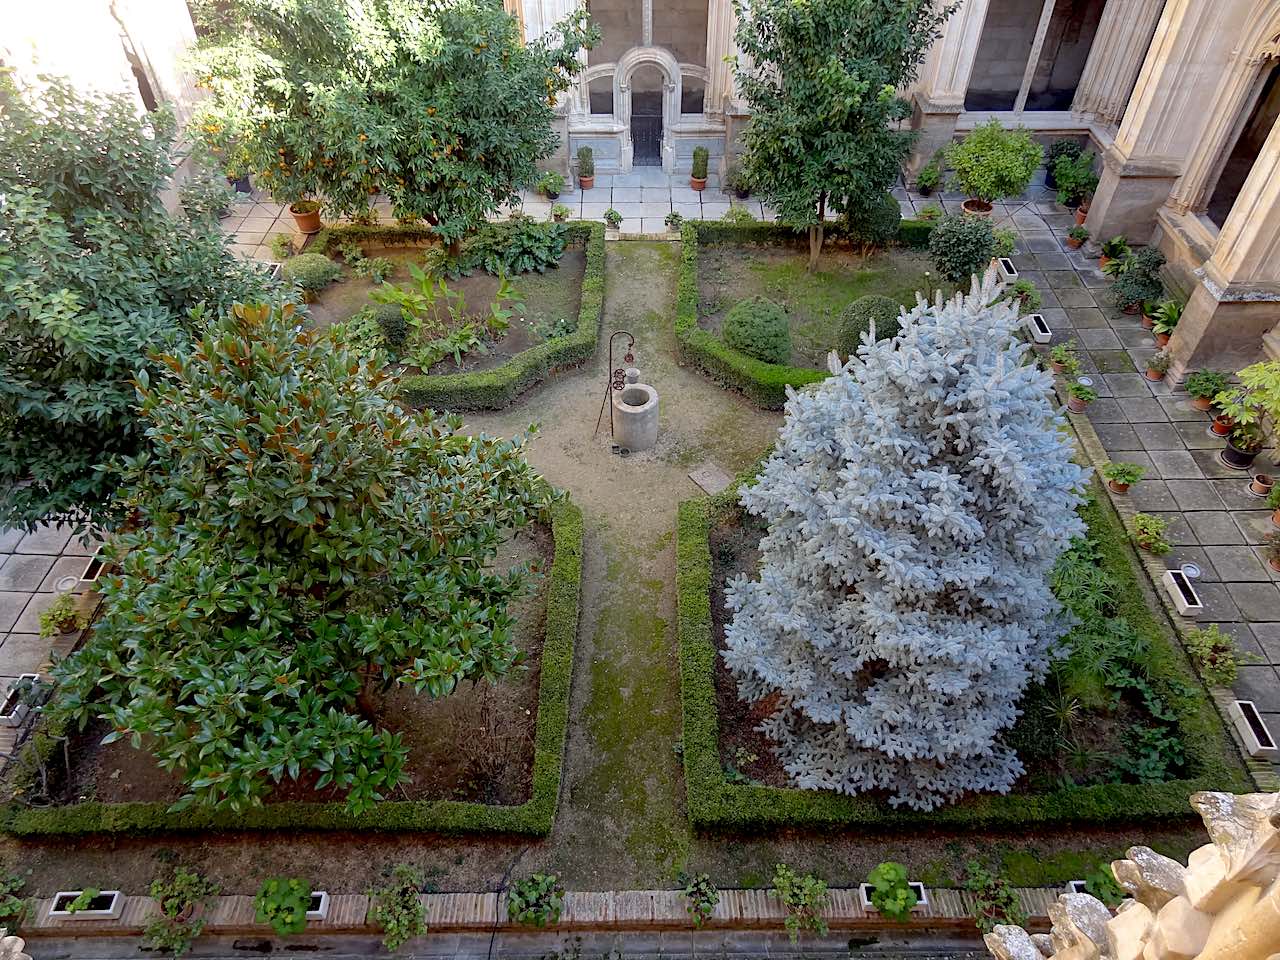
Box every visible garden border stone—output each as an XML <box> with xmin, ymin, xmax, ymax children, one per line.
<box><xmin>676</xmin><ymin>469</ymin><xmax>1253</xmax><ymax>833</ymax></box>
<box><xmin>0</xmin><ymin>497</ymin><xmax>584</xmax><ymax>837</ymax></box>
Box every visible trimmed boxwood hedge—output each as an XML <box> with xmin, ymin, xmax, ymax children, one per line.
<box><xmin>312</xmin><ymin>221</ymin><xmax>605</xmax><ymax>412</ymax></box>
<box><xmin>675</xmin><ymin>219</ymin><xmax>937</xmax><ymax>409</ymax></box>
<box><xmin>676</xmin><ymin>478</ymin><xmax>1252</xmax><ymax>832</ymax></box>
<box><xmin>0</xmin><ymin>497</ymin><xmax>584</xmax><ymax>837</ymax></box>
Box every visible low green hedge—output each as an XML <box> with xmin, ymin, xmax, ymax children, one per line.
<box><xmin>676</xmin><ymin>479</ymin><xmax>1251</xmax><ymax>832</ymax></box>
<box><xmin>0</xmin><ymin>498</ymin><xmax>584</xmax><ymax>837</ymax></box>
<box><xmin>898</xmin><ymin>218</ymin><xmax>936</xmax><ymax>248</ymax></box>
<box><xmin>399</xmin><ymin>222</ymin><xmax>605</xmax><ymax>411</ymax></box>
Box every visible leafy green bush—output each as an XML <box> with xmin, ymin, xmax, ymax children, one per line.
<box><xmin>992</xmin><ymin>227</ymin><xmax>1017</xmax><ymax>259</ymax></box>
<box><xmin>282</xmin><ymin>253</ymin><xmax>342</xmax><ymax>293</ymax></box>
<box><xmin>844</xmin><ymin>191</ymin><xmax>901</xmax><ymax>251</ymax></box>
<box><xmin>1185</xmin><ymin>369</ymin><xmax>1229</xmax><ymax>402</ymax></box>
<box><xmin>773</xmin><ymin>864</ymin><xmax>828</xmax><ymax>941</ymax></box>
<box><xmin>507</xmin><ymin>873</ymin><xmax>563</xmax><ymax>927</ymax></box>
<box><xmin>1184</xmin><ymin>625</ymin><xmax>1246</xmax><ymax>688</ymax></box>
<box><xmin>373</xmin><ymin>303</ymin><xmax>411</xmax><ymax>353</ymax></box>
<box><xmin>459</xmin><ymin>219</ymin><xmax>567</xmax><ymax>275</ymax></box>
<box><xmin>866</xmin><ymin>862</ymin><xmax>917</xmax><ymax>922</ymax></box>
<box><xmin>691</xmin><ymin>146</ymin><xmax>709</xmax><ymax>181</ymax></box>
<box><xmin>1084</xmin><ymin>865</ymin><xmax>1125</xmax><ymax>907</ymax></box>
<box><xmin>1001</xmin><ymin>279</ymin><xmax>1041</xmax><ymax>315</ymax></box>
<box><xmin>928</xmin><ymin>214</ymin><xmax>995</xmax><ymax>283</ymax></box>
<box><xmin>1045</xmin><ymin>138</ymin><xmax>1083</xmax><ymax>177</ymax></box>
<box><xmin>721</xmin><ymin>206</ymin><xmax>757</xmax><ymax>226</ymax></box>
<box><xmin>1101</xmin><ymin>461</ymin><xmax>1145</xmax><ymax>486</ymax></box>
<box><xmin>915</xmin><ymin>153</ymin><xmax>943</xmax><ymax>192</ymax></box>
<box><xmin>371</xmin><ymin>865</ymin><xmax>426</xmax><ymax>951</ymax></box>
<box><xmin>1055</xmin><ymin>151</ymin><xmax>1099</xmax><ymax>208</ymax></box>
<box><xmin>723</xmin><ymin>296</ymin><xmax>791</xmax><ymax>365</ymax></box>
<box><xmin>255</xmin><ymin>877</ymin><xmax>312</xmax><ymax>936</ymax></box>
<box><xmin>897</xmin><ymin>217</ymin><xmax>936</xmax><ymax>248</ymax></box>
<box><xmin>179</xmin><ymin>167</ymin><xmax>235</xmax><ymax>222</ymax></box>
<box><xmin>576</xmin><ymin>146</ymin><xmax>594</xmax><ymax>178</ymax></box>
<box><xmin>144</xmin><ymin>867</ymin><xmax>220</xmax><ymax>958</ymax></box>
<box><xmin>1131</xmin><ymin>513</ymin><xmax>1171</xmax><ymax>555</ymax></box>
<box><xmin>837</xmin><ymin>294</ymin><xmax>901</xmax><ymax>357</ymax></box>
<box><xmin>948</xmin><ymin>120</ymin><xmax>1043</xmax><ymax>203</ymax></box>
<box><xmin>966</xmin><ymin>862</ymin><xmax>1026</xmax><ymax>935</ymax></box>
<box><xmin>677</xmin><ymin>871</ymin><xmax>719</xmax><ymax>927</ymax></box>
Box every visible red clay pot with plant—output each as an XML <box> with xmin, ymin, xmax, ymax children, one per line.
<box><xmin>1223</xmin><ymin>429</ymin><xmax>1262</xmax><ymax>470</ymax></box>
<box><xmin>1123</xmin><ymin>303</ymin><xmax>1141</xmax><ymax>316</ymax></box>
<box><xmin>1251</xmin><ymin>474</ymin><xmax>1274</xmax><ymax>497</ymax></box>
<box><xmin>1141</xmin><ymin>310</ymin><xmax>1155</xmax><ymax>329</ymax></box>
<box><xmin>1099</xmin><ymin>255</ymin><xmax>1112</xmax><ymax>271</ymax></box>
<box><xmin>1191</xmin><ymin>394</ymin><xmax>1214</xmax><ymax>412</ymax></box>
<box><xmin>1066</xmin><ymin>235</ymin><xmax>1084</xmax><ymax>249</ymax></box>
<box><xmin>963</xmin><ymin>198</ymin><xmax>993</xmax><ymax>217</ymax></box>
<box><xmin>1211</xmin><ymin>414</ymin><xmax>1234</xmax><ymax>437</ymax></box>
<box><xmin>289</xmin><ymin>200</ymin><xmax>322</xmax><ymax>234</ymax></box>
<box><xmin>1154</xmin><ymin>330</ymin><xmax>1171</xmax><ymax>346</ymax></box>
<box><xmin>1075</xmin><ymin>204</ymin><xmax>1089</xmax><ymax>225</ymax></box>
<box><xmin>1108</xmin><ymin>479</ymin><xmax>1132</xmax><ymax>494</ymax></box>
<box><xmin>1145</xmin><ymin>366</ymin><xmax>1165</xmax><ymax>382</ymax></box>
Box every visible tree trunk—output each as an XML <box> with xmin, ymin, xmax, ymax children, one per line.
<box><xmin>447</xmin><ymin>237</ymin><xmax>463</xmax><ymax>259</ymax></box>
<box><xmin>807</xmin><ymin>193</ymin><xmax>827</xmax><ymax>271</ymax></box>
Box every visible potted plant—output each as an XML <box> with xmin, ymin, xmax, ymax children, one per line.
<box><xmin>1049</xmin><ymin>340</ymin><xmax>1080</xmax><ymax>376</ymax></box>
<box><xmin>1224</xmin><ymin>422</ymin><xmax>1264</xmax><ymax>470</ymax></box>
<box><xmin>550</xmin><ymin>203</ymin><xmax>572</xmax><ymax>223</ymax></box>
<box><xmin>288</xmin><ymin>199</ymin><xmax>322</xmax><ymax>234</ymax></box>
<box><xmin>915</xmin><ymin>152</ymin><xmax>944</xmax><ymax>196</ymax></box>
<box><xmin>860</xmin><ymin>862</ymin><xmax>924</xmax><ymax>922</ymax></box>
<box><xmin>576</xmin><ymin>146</ymin><xmax>594</xmax><ymax>190</ymax></box>
<box><xmin>1044</xmin><ymin>138</ymin><xmax>1083</xmax><ymax>190</ymax></box>
<box><xmin>1065</xmin><ymin>380</ymin><xmax>1097</xmax><ymax>413</ymax></box>
<box><xmin>725</xmin><ymin>164</ymin><xmax>750</xmax><ymax>199</ymax></box>
<box><xmin>690</xmin><ymin>146</ymin><xmax>709</xmax><ymax>191</ymax></box>
<box><xmin>537</xmin><ymin>171</ymin><xmax>565</xmax><ymax>200</ymax></box>
<box><xmin>1102</xmin><ymin>461</ymin><xmax>1144</xmax><ymax>494</ymax></box>
<box><xmin>38</xmin><ymin>592</ymin><xmax>84</xmax><ymax>639</ymax></box>
<box><xmin>1053</xmin><ymin>151</ymin><xmax>1099</xmax><ymax>215</ymax></box>
<box><xmin>1132</xmin><ymin>513</ymin><xmax>1171</xmax><ymax>555</ymax></box>
<box><xmin>664</xmin><ymin>211</ymin><xmax>685</xmax><ymax>232</ymax></box>
<box><xmin>1185</xmin><ymin>369</ymin><xmax>1229</xmax><ymax>411</ymax></box>
<box><xmin>255</xmin><ymin>877</ymin><xmax>314</xmax><ymax>936</ymax></box>
<box><xmin>1267</xmin><ymin>485</ymin><xmax>1280</xmax><ymax>528</ymax></box>
<box><xmin>603</xmin><ymin>208</ymin><xmax>622</xmax><ymax>231</ymax></box>
<box><xmin>1264</xmin><ymin>531</ymin><xmax>1280</xmax><ymax>572</ymax></box>
<box><xmin>1151</xmin><ymin>299</ymin><xmax>1182</xmax><ymax>346</ymax></box>
<box><xmin>948</xmin><ymin>120</ymin><xmax>1043</xmax><ymax>216</ymax></box>
<box><xmin>1099</xmin><ymin>236</ymin><xmax>1130</xmax><ymax>271</ymax></box>
<box><xmin>51</xmin><ymin>889</ymin><xmax>124</xmax><ymax>920</ymax></box>
<box><xmin>916</xmin><ymin>204</ymin><xmax>942</xmax><ymax>222</ymax></box>
<box><xmin>1066</xmin><ymin>224</ymin><xmax>1089</xmax><ymax>250</ymax></box>
<box><xmin>1252</xmin><ymin>473</ymin><xmax>1275</xmax><ymax>498</ymax></box>
<box><xmin>1001</xmin><ymin>279</ymin><xmax>1041</xmax><ymax>316</ymax></box>
<box><xmin>1145</xmin><ymin>350</ymin><xmax>1171</xmax><ymax>382</ymax></box>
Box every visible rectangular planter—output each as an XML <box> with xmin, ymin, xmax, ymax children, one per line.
<box><xmin>858</xmin><ymin>882</ymin><xmax>928</xmax><ymax>914</ymax></box>
<box><xmin>996</xmin><ymin>257</ymin><xmax>1018</xmax><ymax>286</ymax></box>
<box><xmin>306</xmin><ymin>891</ymin><xmax>330</xmax><ymax>922</ymax></box>
<box><xmin>50</xmin><ymin>890</ymin><xmax>124</xmax><ymax>921</ymax></box>
<box><xmin>0</xmin><ymin>674</ymin><xmax>40</xmax><ymax>728</ymax></box>
<box><xmin>1229</xmin><ymin>699</ymin><xmax>1279</xmax><ymax>759</ymax></box>
<box><xmin>1161</xmin><ymin>569</ymin><xmax>1203</xmax><ymax>618</ymax></box>
<box><xmin>1066</xmin><ymin>880</ymin><xmax>1090</xmax><ymax>895</ymax></box>
<box><xmin>1027</xmin><ymin>313</ymin><xmax>1051</xmax><ymax>345</ymax></box>
<box><xmin>79</xmin><ymin>554</ymin><xmax>105</xmax><ymax>585</ymax></box>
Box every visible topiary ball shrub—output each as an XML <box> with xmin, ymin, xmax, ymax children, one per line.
<box><xmin>844</xmin><ymin>192</ymin><xmax>902</xmax><ymax>251</ymax></box>
<box><xmin>373</xmin><ymin>303</ymin><xmax>410</xmax><ymax>353</ymax></box>
<box><xmin>928</xmin><ymin>214</ymin><xmax>996</xmax><ymax>284</ymax></box>
<box><xmin>837</xmin><ymin>295</ymin><xmax>901</xmax><ymax>357</ymax></box>
<box><xmin>723</xmin><ymin>296</ymin><xmax>791</xmax><ymax>365</ymax></box>
<box><xmin>282</xmin><ymin>253</ymin><xmax>342</xmax><ymax>294</ymax></box>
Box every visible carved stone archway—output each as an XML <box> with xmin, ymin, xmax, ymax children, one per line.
<box><xmin>614</xmin><ymin>46</ymin><xmax>682</xmax><ymax>172</ymax></box>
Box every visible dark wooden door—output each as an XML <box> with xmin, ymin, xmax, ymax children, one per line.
<box><xmin>630</xmin><ymin>92</ymin><xmax>662</xmax><ymax>166</ymax></box>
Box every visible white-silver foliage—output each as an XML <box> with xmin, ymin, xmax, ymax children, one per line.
<box><xmin>723</xmin><ymin>269</ymin><xmax>1089</xmax><ymax>811</ymax></box>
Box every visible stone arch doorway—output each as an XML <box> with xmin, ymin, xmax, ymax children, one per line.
<box><xmin>1206</xmin><ymin>58</ymin><xmax>1280</xmax><ymax>227</ymax></box>
<box><xmin>630</xmin><ymin>64</ymin><xmax>665</xmax><ymax>166</ymax></box>
<box><xmin>616</xmin><ymin>46</ymin><xmax>681</xmax><ymax>172</ymax></box>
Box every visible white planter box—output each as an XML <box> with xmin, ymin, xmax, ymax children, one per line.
<box><xmin>996</xmin><ymin>257</ymin><xmax>1018</xmax><ymax>285</ymax></box>
<box><xmin>1066</xmin><ymin>880</ymin><xmax>1090</xmax><ymax>896</ymax></box>
<box><xmin>858</xmin><ymin>882</ymin><xmax>928</xmax><ymax>913</ymax></box>
<box><xmin>1161</xmin><ymin>569</ymin><xmax>1203</xmax><ymax>618</ymax></box>
<box><xmin>1027</xmin><ymin>313</ymin><xmax>1051</xmax><ymax>344</ymax></box>
<box><xmin>79</xmin><ymin>553</ymin><xmax>105</xmax><ymax>585</ymax></box>
<box><xmin>1229</xmin><ymin>700</ymin><xmax>1279</xmax><ymax>759</ymax></box>
<box><xmin>306</xmin><ymin>891</ymin><xmax>330</xmax><ymax>922</ymax></box>
<box><xmin>50</xmin><ymin>890</ymin><xmax>124</xmax><ymax>921</ymax></box>
<box><xmin>0</xmin><ymin>674</ymin><xmax>40</xmax><ymax>728</ymax></box>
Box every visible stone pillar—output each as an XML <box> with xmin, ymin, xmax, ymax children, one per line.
<box><xmin>705</xmin><ymin>0</ymin><xmax>737</xmax><ymax>120</ymax></box>
<box><xmin>907</xmin><ymin>0</ymin><xmax>992</xmax><ymax>180</ymax></box>
<box><xmin>1071</xmin><ymin>0</ymin><xmax>1165</xmax><ymax>126</ymax></box>
<box><xmin>1169</xmin><ymin>117</ymin><xmax>1280</xmax><ymax>378</ymax></box>
<box><xmin>1084</xmin><ymin>0</ymin><xmax>1248</xmax><ymax>244</ymax></box>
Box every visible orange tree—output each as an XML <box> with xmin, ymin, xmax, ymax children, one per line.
<box><xmin>51</xmin><ymin>303</ymin><xmax>552</xmax><ymax>812</ymax></box>
<box><xmin>191</xmin><ymin>0</ymin><xmax>596</xmax><ymax>245</ymax></box>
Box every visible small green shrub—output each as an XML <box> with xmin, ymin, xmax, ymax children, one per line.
<box><xmin>537</xmin><ymin>171</ymin><xmax>566</xmax><ymax>196</ymax></box>
<box><xmin>371</xmin><ymin>865</ymin><xmax>426</xmax><ymax>952</ymax></box>
<box><xmin>1101</xmin><ymin>462</ymin><xmax>1145</xmax><ymax>486</ymax></box>
<box><xmin>665</xmin><ymin>211</ymin><xmax>685</xmax><ymax>230</ymax></box>
<box><xmin>576</xmin><ymin>146</ymin><xmax>594</xmax><ymax>178</ymax></box>
<box><xmin>1068</xmin><ymin>225</ymin><xmax>1089</xmax><ymax>244</ymax></box>
<box><xmin>965</xmin><ymin>862</ymin><xmax>1026</xmax><ymax>935</ymax></box>
<box><xmin>723</xmin><ymin>296</ymin><xmax>791</xmax><ymax>365</ymax></box>
<box><xmin>1131</xmin><ymin>513</ymin><xmax>1171</xmax><ymax>555</ymax></box>
<box><xmin>604</xmin><ymin>208</ymin><xmax>623</xmax><ymax>228</ymax></box>
<box><xmin>949</xmin><ymin>120</ymin><xmax>1043</xmax><ymax>203</ymax></box>
<box><xmin>1001</xmin><ymin>279</ymin><xmax>1041</xmax><ymax>315</ymax></box>
<box><xmin>1046</xmin><ymin>138</ymin><xmax>1084</xmax><ymax>175</ymax></box>
<box><xmin>38</xmin><ymin>592</ymin><xmax>83</xmax><ymax>639</ymax></box>
<box><xmin>551</xmin><ymin>203</ymin><xmax>573</xmax><ymax>222</ymax></box>
<box><xmin>1055</xmin><ymin>151</ymin><xmax>1099</xmax><ymax>208</ymax></box>
<box><xmin>772</xmin><ymin>864</ymin><xmax>828</xmax><ymax>941</ymax></box>
<box><xmin>844</xmin><ymin>191</ymin><xmax>901</xmax><ymax>251</ymax></box>
<box><xmin>145</xmin><ymin>867</ymin><xmax>219</xmax><ymax>958</ymax></box>
<box><xmin>1184</xmin><ymin>625</ymin><xmax>1246</xmax><ymax>688</ymax></box>
<box><xmin>371</xmin><ymin>303</ymin><xmax>411</xmax><ymax>353</ymax></box>
<box><xmin>1083</xmin><ymin>865</ymin><xmax>1125</xmax><ymax>907</ymax></box>
<box><xmin>929</xmin><ymin>214</ymin><xmax>995</xmax><ymax>283</ymax></box>
<box><xmin>255</xmin><ymin>877</ymin><xmax>312</xmax><ymax>936</ymax></box>
<box><xmin>897</xmin><ymin>218</ymin><xmax>936</xmax><ymax>248</ymax></box>
<box><xmin>269</xmin><ymin>234</ymin><xmax>293</xmax><ymax>260</ymax></box>
<box><xmin>866</xmin><ymin>862</ymin><xmax>917</xmax><ymax>923</ymax></box>
<box><xmin>721</xmin><ymin>206</ymin><xmax>757</xmax><ymax>226</ymax></box>
<box><xmin>179</xmin><ymin>170</ymin><xmax>235</xmax><ymax>223</ymax></box>
<box><xmin>282</xmin><ymin>253</ymin><xmax>342</xmax><ymax>293</ymax></box>
<box><xmin>677</xmin><ymin>871</ymin><xmax>719</xmax><ymax>927</ymax></box>
<box><xmin>837</xmin><ymin>295</ymin><xmax>901</xmax><ymax>357</ymax></box>
<box><xmin>1100</xmin><ymin>236</ymin><xmax>1130</xmax><ymax>260</ymax></box>
<box><xmin>691</xmin><ymin>146</ymin><xmax>709</xmax><ymax>181</ymax></box>
<box><xmin>915</xmin><ymin>153</ymin><xmax>943</xmax><ymax>192</ymax></box>
<box><xmin>916</xmin><ymin>204</ymin><xmax>942</xmax><ymax>222</ymax></box>
<box><xmin>1185</xmin><ymin>369</ymin><xmax>1229</xmax><ymax>401</ymax></box>
<box><xmin>507</xmin><ymin>873</ymin><xmax>563</xmax><ymax>927</ymax></box>
<box><xmin>354</xmin><ymin>256</ymin><xmax>393</xmax><ymax>283</ymax></box>
<box><xmin>1049</xmin><ymin>340</ymin><xmax>1080</xmax><ymax>374</ymax></box>
<box><xmin>993</xmin><ymin>227</ymin><xmax>1017</xmax><ymax>259</ymax></box>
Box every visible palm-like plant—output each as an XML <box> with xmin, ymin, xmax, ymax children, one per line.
<box><xmin>1151</xmin><ymin>299</ymin><xmax>1183</xmax><ymax>336</ymax></box>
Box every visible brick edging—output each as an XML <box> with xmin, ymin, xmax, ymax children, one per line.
<box><xmin>24</xmin><ymin>887</ymin><xmax>1057</xmax><ymax>939</ymax></box>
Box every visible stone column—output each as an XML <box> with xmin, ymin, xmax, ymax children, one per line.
<box><xmin>1169</xmin><ymin>117</ymin><xmax>1280</xmax><ymax>378</ymax></box>
<box><xmin>1084</xmin><ymin>0</ymin><xmax>1247</xmax><ymax>244</ymax></box>
<box><xmin>906</xmin><ymin>0</ymin><xmax>992</xmax><ymax>180</ymax></box>
<box><xmin>705</xmin><ymin>0</ymin><xmax>738</xmax><ymax>119</ymax></box>
<box><xmin>1071</xmin><ymin>0</ymin><xmax>1165</xmax><ymax>126</ymax></box>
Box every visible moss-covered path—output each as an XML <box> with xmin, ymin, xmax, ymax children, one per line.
<box><xmin>467</xmin><ymin>241</ymin><xmax>782</xmax><ymax>887</ymax></box>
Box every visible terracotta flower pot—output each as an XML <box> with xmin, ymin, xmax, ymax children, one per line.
<box><xmin>1251</xmin><ymin>474</ymin><xmax>1274</xmax><ymax>497</ymax></box>
<box><xmin>1123</xmin><ymin>303</ymin><xmax>1141</xmax><ymax>316</ymax></box>
<box><xmin>690</xmin><ymin>176</ymin><xmax>707</xmax><ymax>192</ymax></box>
<box><xmin>1141</xmin><ymin>313</ymin><xmax>1155</xmax><ymax>330</ymax></box>
<box><xmin>963</xmin><ymin>198</ymin><xmax>993</xmax><ymax>217</ymax></box>
<box><xmin>1067</xmin><ymin>396</ymin><xmax>1088</xmax><ymax>413</ymax></box>
<box><xmin>579</xmin><ymin>175</ymin><xmax>594</xmax><ymax>190</ymax></box>
<box><xmin>289</xmin><ymin>202</ymin><xmax>322</xmax><ymax>234</ymax></box>
<box><xmin>1066</xmin><ymin>236</ymin><xmax>1083</xmax><ymax>249</ymax></box>
<box><xmin>1145</xmin><ymin>367</ymin><xmax>1165</xmax><ymax>382</ymax></box>
<box><xmin>1271</xmin><ymin>507</ymin><xmax>1280</xmax><ymax>529</ymax></box>
<box><xmin>1269</xmin><ymin>556</ymin><xmax>1280</xmax><ymax>573</ymax></box>
<box><xmin>1075</xmin><ymin>206</ymin><xmax>1088</xmax><ymax>225</ymax></box>
<box><xmin>1154</xmin><ymin>331</ymin><xmax>1170</xmax><ymax>346</ymax></box>
<box><xmin>1190</xmin><ymin>394</ymin><xmax>1214</xmax><ymax>411</ymax></box>
<box><xmin>1099</xmin><ymin>256</ymin><xmax>1112</xmax><ymax>271</ymax></box>
<box><xmin>1211</xmin><ymin>415</ymin><xmax>1233</xmax><ymax>436</ymax></box>
<box><xmin>1050</xmin><ymin>361</ymin><xmax>1067</xmax><ymax>375</ymax></box>
<box><xmin>1107</xmin><ymin>479</ymin><xmax>1131</xmax><ymax>494</ymax></box>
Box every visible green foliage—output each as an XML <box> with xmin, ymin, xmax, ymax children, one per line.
<box><xmin>1185</xmin><ymin>369</ymin><xmax>1228</xmax><ymax>402</ymax></box>
<box><xmin>255</xmin><ymin>877</ymin><xmax>312</xmax><ymax>936</ymax></box>
<box><xmin>691</xmin><ymin>146</ymin><xmax>709</xmax><ymax>181</ymax></box>
<box><xmin>723</xmin><ymin>296</ymin><xmax>791</xmax><ymax>365</ymax></box>
<box><xmin>551</xmin><ymin>203</ymin><xmax>573</xmax><ymax>221</ymax></box>
<box><xmin>282</xmin><ymin>253</ymin><xmax>342</xmax><ymax>292</ymax></box>
<box><xmin>965</xmin><ymin>862</ymin><xmax>1026</xmax><ymax>935</ymax></box>
<box><xmin>0</xmin><ymin>876</ymin><xmax>26</xmax><ymax>932</ymax></box>
<box><xmin>1049</xmin><ymin>340</ymin><xmax>1081</xmax><ymax>375</ymax></box>
<box><xmin>992</xmin><ymin>227</ymin><xmax>1017</xmax><ymax>259</ymax></box>
<box><xmin>49</xmin><ymin>303</ymin><xmax>552</xmax><ymax>815</ymax></box>
<box><xmin>537</xmin><ymin>171</ymin><xmax>565</xmax><ymax>196</ymax></box>
<box><xmin>665</xmin><ymin>211</ymin><xmax>686</xmax><ymax>230</ymax></box>
<box><xmin>837</xmin><ymin>294</ymin><xmax>901</xmax><ymax>357</ymax></box>
<box><xmin>1113</xmin><ymin>272</ymin><xmax>1162</xmax><ymax>312</ymax></box>
<box><xmin>721</xmin><ymin>206</ymin><xmax>757</xmax><ymax>226</ymax></box>
<box><xmin>178</xmin><ymin>166</ymin><xmax>235</xmax><ymax>223</ymax></box>
<box><xmin>371</xmin><ymin>865</ymin><xmax>426</xmax><ymax>952</ymax></box>
<box><xmin>915</xmin><ymin>153</ymin><xmax>943</xmax><ymax>191</ymax></box>
<box><xmin>732</xmin><ymin>0</ymin><xmax>949</xmax><ymax>259</ymax></box>
<box><xmin>866</xmin><ymin>862</ymin><xmax>917</xmax><ymax>923</ymax></box>
<box><xmin>1045</xmin><ymin>138</ymin><xmax>1084</xmax><ymax>173</ymax></box>
<box><xmin>1067</xmin><ymin>381</ymin><xmax>1098</xmax><ymax>404</ymax></box>
<box><xmin>576</xmin><ymin>146</ymin><xmax>595</xmax><ymax>178</ymax></box>
<box><xmin>604</xmin><ymin>208</ymin><xmax>623</xmax><ymax>228</ymax></box>
<box><xmin>1147</xmin><ymin>351</ymin><xmax>1171</xmax><ymax>375</ymax></box>
<box><xmin>1001</xmin><ymin>279</ymin><xmax>1042</xmax><ymax>315</ymax></box>
<box><xmin>948</xmin><ymin>120</ymin><xmax>1043</xmax><ymax>203</ymax></box>
<box><xmin>896</xmin><ymin>217</ymin><xmax>936</xmax><ymax>248</ymax></box>
<box><xmin>191</xmin><ymin>0</ymin><xmax>597</xmax><ymax>243</ymax></box>
<box><xmin>354</xmin><ymin>256</ymin><xmax>393</xmax><ymax>283</ymax></box>
<box><xmin>772</xmin><ymin>863</ymin><xmax>828</xmax><ymax>941</ymax></box>
<box><xmin>677</xmin><ymin>871</ymin><xmax>719</xmax><ymax>927</ymax></box>
<box><xmin>724</xmin><ymin>165</ymin><xmax>751</xmax><ymax>196</ymax></box>
<box><xmin>1183</xmin><ymin>625</ymin><xmax>1246</xmax><ymax>688</ymax></box>
<box><xmin>0</xmin><ymin>75</ymin><xmax>275</xmax><ymax>533</ymax></box>
<box><xmin>1100</xmin><ymin>236</ymin><xmax>1131</xmax><ymax>260</ymax></box>
<box><xmin>1101</xmin><ymin>462</ymin><xmax>1145</xmax><ymax>486</ymax></box>
<box><xmin>1151</xmin><ymin>298</ymin><xmax>1182</xmax><ymax>336</ymax></box>
<box><xmin>373</xmin><ymin>303</ymin><xmax>412</xmax><ymax>354</ymax></box>
<box><xmin>66</xmin><ymin>889</ymin><xmax>101</xmax><ymax>913</ymax></box>
<box><xmin>1054</xmin><ymin>151</ymin><xmax>1099</xmax><ymax>208</ymax></box>
<box><xmin>1084</xmin><ymin>865</ymin><xmax>1125</xmax><ymax>908</ymax></box>
<box><xmin>144</xmin><ymin>867</ymin><xmax>220</xmax><ymax>958</ymax></box>
<box><xmin>37</xmin><ymin>593</ymin><xmax>83</xmax><ymax>640</ymax></box>
<box><xmin>507</xmin><ymin>873</ymin><xmax>563</xmax><ymax>927</ymax></box>
<box><xmin>844</xmin><ymin>191</ymin><xmax>902</xmax><ymax>252</ymax></box>
<box><xmin>1068</xmin><ymin>225</ymin><xmax>1090</xmax><ymax>243</ymax></box>
<box><xmin>928</xmin><ymin>214</ymin><xmax>996</xmax><ymax>283</ymax></box>
<box><xmin>269</xmin><ymin>234</ymin><xmax>294</xmax><ymax>260</ymax></box>
<box><xmin>460</xmin><ymin>219</ymin><xmax>568</xmax><ymax>276</ymax></box>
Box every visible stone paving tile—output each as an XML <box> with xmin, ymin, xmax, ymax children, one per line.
<box><xmin>1236</xmin><ymin>665</ymin><xmax>1280</xmax><ymax>710</ymax></box>
<box><xmin>1165</xmin><ymin>479</ymin><xmax>1226</xmax><ymax>511</ymax></box>
<box><xmin>1150</xmin><ymin>511</ymin><xmax>1196</xmax><ymax>546</ymax></box>
<box><xmin>1194</xmin><ymin>582</ymin><xmax>1242</xmax><ymax>622</ymax></box>
<box><xmin>1102</xmin><ymin>373</ymin><xmax>1150</xmax><ymax>397</ymax></box>
<box><xmin>1251</xmin><ymin>622</ymin><xmax>1280</xmax><ymax>661</ymax></box>
<box><xmin>0</xmin><ymin>555</ymin><xmax>54</xmax><ymax>592</ymax></box>
<box><xmin>1148</xmin><ymin>450</ymin><xmax>1202</xmax><ymax>478</ymax></box>
<box><xmin>14</xmin><ymin>522</ymin><xmax>72</xmax><ymax>555</ymax></box>
<box><xmin>0</xmin><ymin>594</ymin><xmax>27</xmax><ymax>633</ymax></box>
<box><xmin>1129</xmin><ymin>480</ymin><xmax>1177</xmax><ymax>511</ymax></box>
<box><xmin>1206</xmin><ymin>546</ymin><xmax>1271</xmax><ymax>582</ymax></box>
<box><xmin>1234</xmin><ymin>510</ymin><xmax>1278</xmax><ymax>545</ymax></box>
<box><xmin>1094</xmin><ymin>422</ymin><xmax>1142</xmax><ymax>451</ymax></box>
<box><xmin>1229</xmin><ymin>581</ymin><xmax>1280</xmax><ymax>620</ymax></box>
<box><xmin>0</xmin><ymin>633</ymin><xmax>51</xmax><ymax>676</ymax></box>
<box><xmin>1187</xmin><ymin>511</ymin><xmax>1248</xmax><ymax>545</ymax></box>
<box><xmin>1137</xmin><ymin>422</ymin><xmax>1188</xmax><ymax>450</ymax></box>
<box><xmin>1214</xmin><ymin>479</ymin><xmax>1268</xmax><ymax>510</ymax></box>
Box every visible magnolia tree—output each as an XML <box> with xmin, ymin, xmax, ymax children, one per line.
<box><xmin>52</xmin><ymin>304</ymin><xmax>552</xmax><ymax>813</ymax></box>
<box><xmin>723</xmin><ymin>271</ymin><xmax>1089</xmax><ymax>810</ymax></box>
